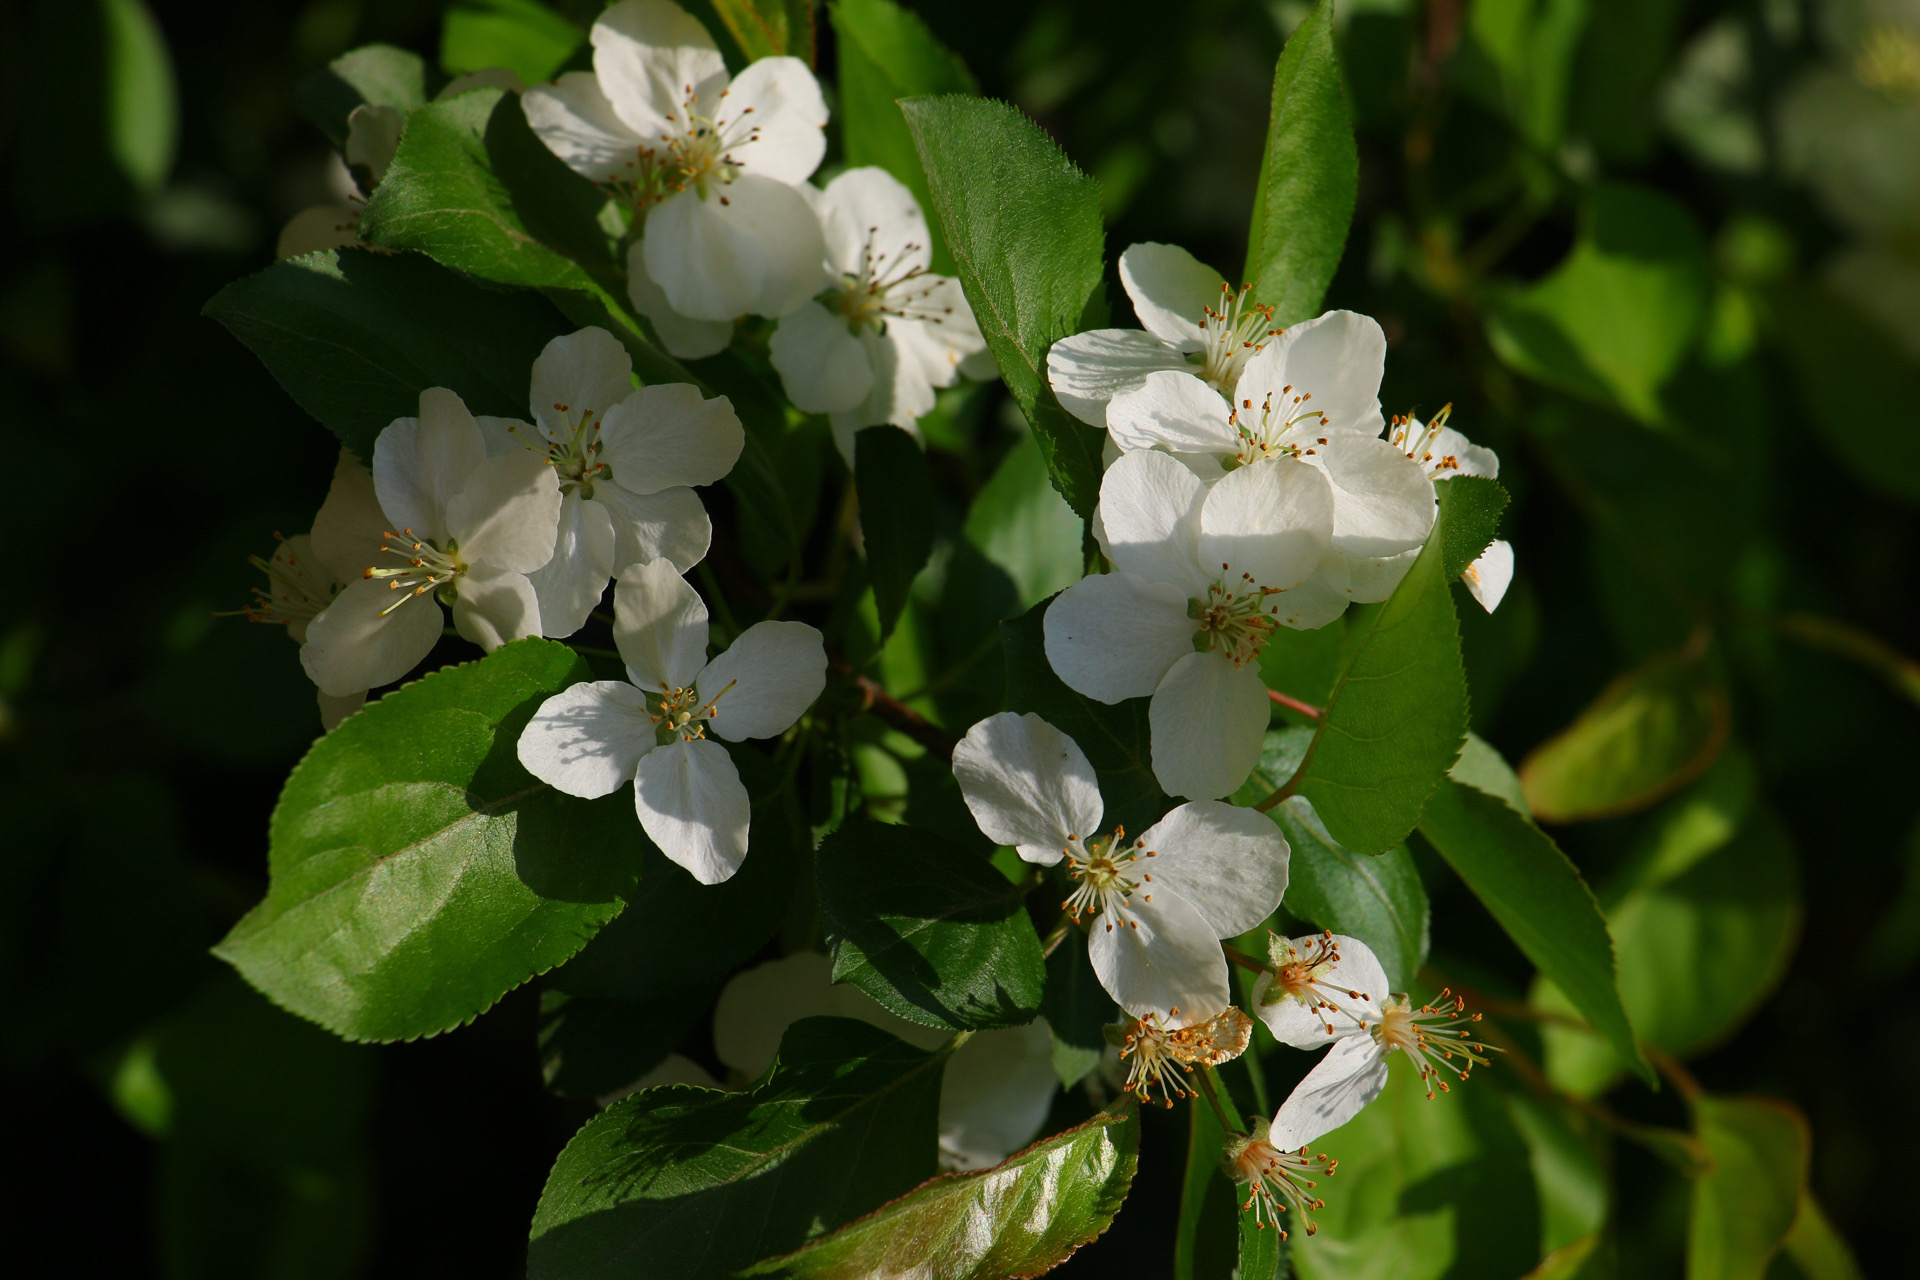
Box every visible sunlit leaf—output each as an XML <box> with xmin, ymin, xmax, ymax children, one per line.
<box><xmin>440</xmin><ymin>0</ymin><xmax>581</xmax><ymax>85</ymax></box>
<box><xmin>1688</xmin><ymin>1095</ymin><xmax>1808</xmax><ymax>1280</ymax></box>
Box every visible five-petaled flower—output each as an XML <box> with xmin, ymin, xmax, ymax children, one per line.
<box><xmin>1111</xmin><ymin>1007</ymin><xmax>1253</xmax><ymax>1108</ymax></box>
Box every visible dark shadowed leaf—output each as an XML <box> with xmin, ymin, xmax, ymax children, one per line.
<box><xmin>855</xmin><ymin>425</ymin><xmax>938</xmax><ymax>641</ymax></box>
<box><xmin>1040</xmin><ymin>938</ymin><xmax>1116</xmax><ymax>1088</ymax></box>
<box><xmin>1271</xmin><ymin>797</ymin><xmax>1429</xmax><ymax>993</ymax></box>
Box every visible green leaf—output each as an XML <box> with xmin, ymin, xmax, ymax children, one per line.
<box><xmin>1504</xmin><ymin>1092</ymin><xmax>1606</xmax><ymax>1256</ymax></box>
<box><xmin>202</xmin><ymin>247</ymin><xmax>567</xmax><ymax>458</ymax></box>
<box><xmin>102</xmin><ymin>0</ymin><xmax>177</xmax><ymax>194</ymax></box>
<box><xmin>1519</xmin><ymin>643</ymin><xmax>1730</xmax><ymax>823</ymax></box>
<box><xmin>744</xmin><ymin>1103</ymin><xmax>1138</xmax><ymax>1279</ymax></box>
<box><xmin>1174</xmin><ymin>1090</ymin><xmax>1238</xmax><ymax>1280</ymax></box>
<box><xmin>1487</xmin><ymin>183</ymin><xmax>1709</xmax><ymax>422</ymax></box>
<box><xmin>832</xmin><ymin>0</ymin><xmax>976</xmax><ymax>275</ymax></box>
<box><xmin>1689</xmin><ymin>1095</ymin><xmax>1809</xmax><ymax>1280</ymax></box>
<box><xmin>538</xmin><ymin>985</ymin><xmax>713</xmax><ymax>1099</ymax></box>
<box><xmin>818</xmin><ymin>819</ymin><xmax>1045</xmax><ymax>1031</ymax></box>
<box><xmin>963</xmin><ymin>433</ymin><xmax>1085</xmax><ymax>612</ymax></box>
<box><xmin>293</xmin><ymin>44</ymin><xmax>428</xmax><ymax>149</ymax></box>
<box><xmin>1237</xmin><ymin>1199</ymin><xmax>1286</xmax><ymax>1280</ymax></box>
<box><xmin>855</xmin><ymin>425</ymin><xmax>938</xmax><ymax>641</ymax></box>
<box><xmin>214</xmin><ymin>639</ymin><xmax>643</xmax><ymax>1042</ymax></box>
<box><xmin>1537</xmin><ymin>803</ymin><xmax>1798</xmax><ymax>1097</ymax></box>
<box><xmin>1001</xmin><ymin>599</ymin><xmax>1172</xmax><ymax>836</ymax></box>
<box><xmin>528</xmin><ymin>1017</ymin><xmax>944</xmax><ymax>1280</ymax></box>
<box><xmin>1241</xmin><ymin>0</ymin><xmax>1357</xmax><ymax>326</ymax></box>
<box><xmin>710</xmin><ymin>0</ymin><xmax>816</xmax><ymax>63</ymax></box>
<box><xmin>1288</xmin><ymin>506</ymin><xmax>1467</xmax><ymax>855</ymax></box>
<box><xmin>1772</xmin><ymin>279</ymin><xmax>1920</xmax><ymax>507</ymax></box>
<box><xmin>1452</xmin><ymin>0</ymin><xmax>1589</xmax><ymax>148</ymax></box>
<box><xmin>1417</xmin><ymin>771</ymin><xmax>1647</xmax><ymax>1082</ymax></box>
<box><xmin>441</xmin><ymin>0</ymin><xmax>582</xmax><ymax>85</ymax></box>
<box><xmin>1040</xmin><ymin>940</ymin><xmax>1116</xmax><ymax>1088</ymax></box>
<box><xmin>902</xmin><ymin>95</ymin><xmax>1107</xmax><ymax>517</ymax></box>
<box><xmin>1270</xmin><ymin>797</ymin><xmax>1429</xmax><ymax>993</ymax></box>
<box><xmin>1781</xmin><ymin>1192</ymin><xmax>1865</xmax><ymax>1280</ymax></box>
<box><xmin>1435</xmin><ymin>475</ymin><xmax>1509</xmax><ymax>579</ymax></box>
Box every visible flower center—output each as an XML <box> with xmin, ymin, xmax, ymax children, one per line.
<box><xmin>512</xmin><ymin>403</ymin><xmax>608</xmax><ymax>498</ymax></box>
<box><xmin>1387</xmin><ymin>404</ymin><xmax>1458</xmax><ymax>476</ymax></box>
<box><xmin>1225</xmin><ymin>1129</ymin><xmax>1335</xmax><ymax>1239</ymax></box>
<box><xmin>1369</xmin><ymin>989</ymin><xmax>1500</xmax><ymax>1099</ymax></box>
<box><xmin>1227</xmin><ymin>387</ymin><xmax>1330</xmax><ymax>466</ymax></box>
<box><xmin>363</xmin><ymin>529</ymin><xmax>464</xmax><ymax>614</ymax></box>
<box><xmin>1189</xmin><ymin>570</ymin><xmax>1282</xmax><ymax>667</ymax></box>
<box><xmin>666</xmin><ymin>85</ymin><xmax>762</xmax><ymax>199</ymax></box>
<box><xmin>1059</xmin><ymin>827</ymin><xmax>1154</xmax><ymax>927</ymax></box>
<box><xmin>239</xmin><ymin>536</ymin><xmax>337</xmax><ymax>628</ymax></box>
<box><xmin>1195</xmin><ymin>283</ymin><xmax>1280</xmax><ymax>392</ymax></box>
<box><xmin>1114</xmin><ymin>1008</ymin><xmax>1254</xmax><ymax>1108</ymax></box>
<box><xmin>1258</xmin><ymin>930</ymin><xmax>1374</xmax><ymax>1036</ymax></box>
<box><xmin>827</xmin><ymin>233</ymin><xmax>951</xmax><ymax>335</ymax></box>
<box><xmin>649</xmin><ymin>679</ymin><xmax>736</xmax><ymax>746</ymax></box>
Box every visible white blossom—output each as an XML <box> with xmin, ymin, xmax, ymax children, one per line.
<box><xmin>301</xmin><ymin>390</ymin><xmax>562</xmax><ymax>698</ymax></box>
<box><xmin>768</xmin><ymin>167</ymin><xmax>986</xmax><ymax>460</ymax></box>
<box><xmin>525</xmin><ymin>0</ymin><xmax>829</xmax><ymax>323</ymax></box>
<box><xmin>516</xmin><ymin>559</ymin><xmax>824</xmax><ymax>884</ymax></box>
<box><xmin>952</xmin><ymin>712</ymin><xmax>1290</xmax><ymax>1023</ymax></box>
<box><xmin>1044</xmin><ymin>448</ymin><xmax>1333</xmax><ymax>799</ymax></box>
<box><xmin>1387</xmin><ymin>407</ymin><xmax>1514</xmax><ymax>613</ymax></box>
<box><xmin>477</xmin><ymin>327</ymin><xmax>742</xmax><ymax>636</ymax></box>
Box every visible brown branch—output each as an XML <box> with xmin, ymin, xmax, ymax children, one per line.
<box><xmin>835</xmin><ymin>660</ymin><xmax>958</xmax><ymax>761</ymax></box>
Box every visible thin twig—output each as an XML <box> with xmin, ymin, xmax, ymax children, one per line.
<box><xmin>833</xmin><ymin>659</ymin><xmax>958</xmax><ymax>761</ymax></box>
<box><xmin>1222</xmin><ymin>942</ymin><xmax>1270</xmax><ymax>976</ymax></box>
<box><xmin>1194</xmin><ymin>1066</ymin><xmax>1245</xmax><ymax>1135</ymax></box>
<box><xmin>1267</xmin><ymin>688</ymin><xmax>1323</xmax><ymax>720</ymax></box>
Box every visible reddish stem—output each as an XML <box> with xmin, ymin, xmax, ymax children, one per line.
<box><xmin>1267</xmin><ymin>688</ymin><xmax>1323</xmax><ymax>720</ymax></box>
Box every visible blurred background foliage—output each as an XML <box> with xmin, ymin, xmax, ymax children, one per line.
<box><xmin>1</xmin><ymin>0</ymin><xmax>1914</xmax><ymax>1275</ymax></box>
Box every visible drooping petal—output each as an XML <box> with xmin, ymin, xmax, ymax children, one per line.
<box><xmin>1241</xmin><ymin>309</ymin><xmax>1387</xmax><ymax>439</ymax></box>
<box><xmin>1318</xmin><ymin>436</ymin><xmax>1437</xmax><ymax>559</ymax></box>
<box><xmin>1134</xmin><ymin>801</ymin><xmax>1290</xmax><ymax>939</ymax></box>
<box><xmin>643</xmin><ymin>175</ymin><xmax>829</xmax><ymax>321</ymax></box>
<box><xmin>1345</xmin><ymin>546</ymin><xmax>1419</xmax><ymax>604</ymax></box>
<box><xmin>695</xmin><ymin>620</ymin><xmax>826</xmax><ymax>741</ymax></box>
<box><xmin>373</xmin><ymin>386</ymin><xmax>488</xmax><ymax>544</ymax></box>
<box><xmin>1118</xmin><ymin>242</ymin><xmax>1223</xmax><ymax>350</ymax></box>
<box><xmin>522</xmin><ymin>72</ymin><xmax>646</xmax><ymax>185</ymax></box>
<box><xmin>612</xmin><ymin>558</ymin><xmax>708</xmax><ymax>690</ymax></box>
<box><xmin>1105</xmin><ymin>369</ymin><xmax>1239</xmax><ymax>456</ymax></box>
<box><xmin>1268</xmin><ymin>1034</ymin><xmax>1390</xmax><ymax>1150</ymax></box>
<box><xmin>276</xmin><ymin>203</ymin><xmax>362</xmax><ymax>259</ymax></box>
<box><xmin>1086</xmin><ymin>890</ymin><xmax>1232</xmax><ymax>1025</ymax></box>
<box><xmin>626</xmin><ymin>241</ymin><xmax>736</xmax><ymax>358</ymax></box>
<box><xmin>719</xmin><ymin>56</ymin><xmax>829</xmax><ymax>185</ymax></box>
<box><xmin>951</xmin><ymin>711</ymin><xmax>1104</xmax><ymax>868</ymax></box>
<box><xmin>1463</xmin><ymin>539</ymin><xmax>1514</xmax><ymax>613</ymax></box>
<box><xmin>299</xmin><ymin>577</ymin><xmax>445</xmax><ymax>697</ymax></box>
<box><xmin>1042</xmin><ymin>572</ymin><xmax>1195</xmax><ymax>704</ymax></box>
<box><xmin>633</xmin><ymin>736</ymin><xmax>752</xmax><ymax>884</ymax></box>
<box><xmin>1148</xmin><ymin>650</ymin><xmax>1268</xmax><ymax>801</ymax></box>
<box><xmin>1098</xmin><ymin>449</ymin><xmax>1208</xmax><ymax>591</ymax></box>
<box><xmin>530</xmin><ymin>326</ymin><xmax>634</xmax><ymax>441</ymax></box>
<box><xmin>317</xmin><ymin>688</ymin><xmax>367</xmax><ymax>731</ymax></box>
<box><xmin>1045</xmin><ymin>329</ymin><xmax>1191</xmax><ymax>427</ymax></box>
<box><xmin>516</xmin><ymin>679</ymin><xmax>659</xmax><ymax>799</ymax></box>
<box><xmin>815</xmin><ymin>166</ymin><xmax>929</xmax><ymax>277</ymax></box>
<box><xmin>1275</xmin><ymin>550</ymin><xmax>1353</xmax><ymax>631</ymax></box>
<box><xmin>444</xmin><ymin>450</ymin><xmax>564</xmax><ymax>575</ymax></box>
<box><xmin>526</xmin><ymin>491</ymin><xmax>618</xmax><ymax>637</ymax></box>
<box><xmin>768</xmin><ymin>301</ymin><xmax>874</xmax><ymax>414</ymax></box>
<box><xmin>593</xmin><ymin>481</ymin><xmax>712</xmax><ymax>572</ymax></box>
<box><xmin>450</xmin><ymin>564</ymin><xmax>543</xmax><ymax>649</ymax></box>
<box><xmin>309</xmin><ymin>450</ymin><xmax>390</xmax><ymax>584</ymax></box>
<box><xmin>1196</xmin><ymin>456</ymin><xmax>1335</xmax><ymax>591</ymax></box>
<box><xmin>591</xmin><ymin>0</ymin><xmax>726</xmax><ymax>140</ymax></box>
<box><xmin>598</xmin><ymin>381</ymin><xmax>745</xmax><ymax>493</ymax></box>
<box><xmin>343</xmin><ymin>104</ymin><xmax>405</xmax><ymax>185</ymax></box>
<box><xmin>938</xmin><ymin>1022</ymin><xmax>1059</xmax><ymax>1171</ymax></box>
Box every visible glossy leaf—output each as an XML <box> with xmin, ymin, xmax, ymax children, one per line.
<box><xmin>1418</xmin><ymin>770</ymin><xmax>1647</xmax><ymax>1083</ymax></box>
<box><xmin>1270</xmin><ymin>797</ymin><xmax>1430</xmax><ymax>994</ymax></box>
<box><xmin>214</xmin><ymin>639</ymin><xmax>643</xmax><ymax>1042</ymax></box>
<box><xmin>1520</xmin><ymin>643</ymin><xmax>1730</xmax><ymax>823</ymax></box>
<box><xmin>903</xmin><ymin>95</ymin><xmax>1107</xmax><ymax>516</ymax></box>
<box><xmin>203</xmin><ymin>246</ymin><xmax>567</xmax><ymax>458</ymax></box>
<box><xmin>1436</xmin><ymin>475</ymin><xmax>1509</xmax><ymax>579</ymax></box>
<box><xmin>1241</xmin><ymin>0</ymin><xmax>1357</xmax><ymax>326</ymax></box>
<box><xmin>744</xmin><ymin>1103</ymin><xmax>1139</xmax><ymax>1279</ymax></box>
<box><xmin>711</xmin><ymin>0</ymin><xmax>816</xmax><ymax>64</ymax></box>
<box><xmin>854</xmin><ymin>425</ymin><xmax>938</xmax><ymax>641</ymax></box>
<box><xmin>1689</xmin><ymin>1095</ymin><xmax>1808</xmax><ymax>1280</ymax></box>
<box><xmin>818</xmin><ymin>819</ymin><xmax>1045</xmax><ymax>1031</ymax></box>
<box><xmin>528</xmin><ymin>1018</ymin><xmax>944</xmax><ymax>1280</ymax></box>
<box><xmin>440</xmin><ymin>0</ymin><xmax>582</xmax><ymax>85</ymax></box>
<box><xmin>1289</xmin><ymin>498</ymin><xmax>1467</xmax><ymax>855</ymax></box>
<box><xmin>293</xmin><ymin>44</ymin><xmax>428</xmax><ymax>148</ymax></box>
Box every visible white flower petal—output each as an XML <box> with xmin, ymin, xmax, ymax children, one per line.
<box><xmin>952</xmin><ymin>712</ymin><xmax>1104</xmax><ymax>867</ymax></box>
<box><xmin>1242</xmin><ymin>310</ymin><xmax>1387</xmax><ymax>438</ymax></box>
<box><xmin>598</xmin><ymin>381</ymin><xmax>745</xmax><ymax>494</ymax></box>
<box><xmin>1086</xmin><ymin>890</ymin><xmax>1231</xmax><ymax>1025</ymax></box>
<box><xmin>1105</xmin><ymin>369</ymin><xmax>1239</xmax><ymax>456</ymax></box>
<box><xmin>523</xmin><ymin>72</ymin><xmax>645</xmax><ymax>185</ymax></box>
<box><xmin>451</xmin><ymin>564</ymin><xmax>543</xmax><ymax>649</ymax></box>
<box><xmin>1319</xmin><ymin>436</ymin><xmax>1436</xmax><ymax>559</ymax></box>
<box><xmin>517</xmin><ymin>679</ymin><xmax>659</xmax><ymax>799</ymax></box>
<box><xmin>1134</xmin><ymin>801</ymin><xmax>1289</xmax><ymax>938</ymax></box>
<box><xmin>300</xmin><ymin>576</ymin><xmax>445</xmax><ymax>697</ymax></box>
<box><xmin>444</xmin><ymin>449</ymin><xmax>564</xmax><ymax>575</ymax></box>
<box><xmin>527</xmin><ymin>491</ymin><xmax>617</xmax><ymax>637</ymax></box>
<box><xmin>1345</xmin><ymin>546</ymin><xmax>1419</xmax><ymax>604</ymax></box>
<box><xmin>634</xmin><ymin>736</ymin><xmax>751</xmax><ymax>884</ymax></box>
<box><xmin>373</xmin><ymin>387</ymin><xmax>488</xmax><ymax>544</ymax></box>
<box><xmin>1463</xmin><ymin>539</ymin><xmax>1514</xmax><ymax>613</ymax></box>
<box><xmin>1268</xmin><ymin>1034</ymin><xmax>1390</xmax><ymax>1150</ymax></box>
<box><xmin>1423</xmin><ymin>424</ymin><xmax>1499</xmax><ymax>479</ymax></box>
<box><xmin>1275</xmin><ymin>550</ymin><xmax>1353</xmax><ymax>630</ymax></box>
<box><xmin>594</xmin><ymin>482</ymin><xmax>713</xmax><ymax>572</ymax></box>
<box><xmin>612</xmin><ymin>559</ymin><xmax>709</xmax><ymax>690</ymax></box>
<box><xmin>1042</xmin><ymin>572</ymin><xmax>1195</xmax><ymax>704</ymax></box>
<box><xmin>815</xmin><ymin>166</ymin><xmax>928</xmax><ymax>277</ymax></box>
<box><xmin>1196</xmin><ymin>456</ymin><xmax>1335</xmax><ymax>591</ymax></box>
<box><xmin>1148</xmin><ymin>650</ymin><xmax>1268</xmax><ymax>801</ymax></box>
<box><xmin>276</xmin><ymin>203</ymin><xmax>361</xmax><ymax>259</ymax></box>
<box><xmin>1045</xmin><ymin>329</ymin><xmax>1191</xmax><ymax>427</ymax></box>
<box><xmin>531</xmin><ymin>326</ymin><xmax>634</xmax><ymax>440</ymax></box>
<box><xmin>938</xmin><ymin>1022</ymin><xmax>1058</xmax><ymax>1171</ymax></box>
<box><xmin>644</xmin><ymin>175</ymin><xmax>829</xmax><ymax>321</ymax></box>
<box><xmin>591</xmin><ymin>0</ymin><xmax>726</xmax><ymax>140</ymax></box>
<box><xmin>317</xmin><ymin>688</ymin><xmax>367</xmax><ymax>731</ymax></box>
<box><xmin>344</xmin><ymin>104</ymin><xmax>404</xmax><ymax>185</ymax></box>
<box><xmin>713</xmin><ymin>952</ymin><xmax>943</xmax><ymax>1080</ymax></box>
<box><xmin>719</xmin><ymin>56</ymin><xmax>828</xmax><ymax>185</ymax></box>
<box><xmin>1118</xmin><ymin>242</ymin><xmax>1223</xmax><ymax>350</ymax></box>
<box><xmin>769</xmin><ymin>301</ymin><xmax>874</xmax><ymax>414</ymax></box>
<box><xmin>696</xmin><ymin>620</ymin><xmax>826</xmax><ymax>741</ymax></box>
<box><xmin>473</xmin><ymin>414</ymin><xmax>539</xmax><ymax>458</ymax></box>
<box><xmin>1250</xmin><ymin>930</ymin><xmax>1391</xmax><ymax>1049</ymax></box>
<box><xmin>310</xmin><ymin>450</ymin><xmax>389</xmax><ymax>584</ymax></box>
<box><xmin>626</xmin><ymin>240</ymin><xmax>736</xmax><ymax>358</ymax></box>
<box><xmin>1097</xmin><ymin>449</ymin><xmax>1208</xmax><ymax>591</ymax></box>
